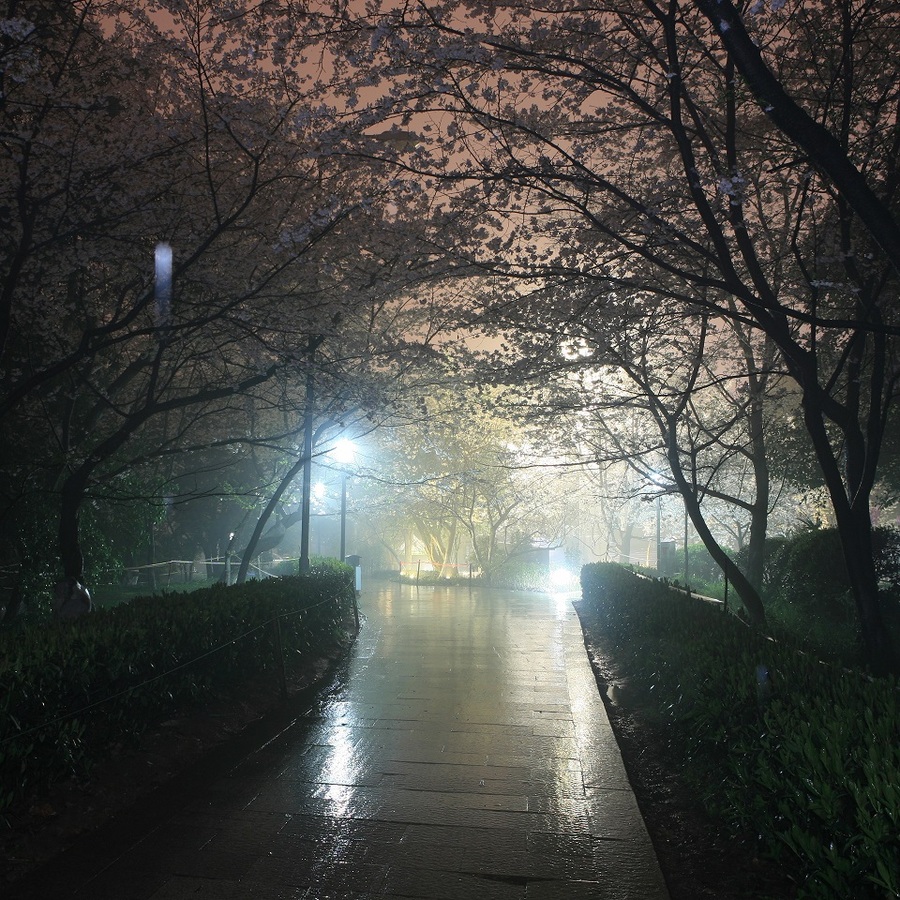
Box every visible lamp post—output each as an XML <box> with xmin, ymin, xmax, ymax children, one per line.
<box><xmin>299</xmin><ymin>341</ymin><xmax>316</xmax><ymax>574</ymax></box>
<box><xmin>656</xmin><ymin>494</ymin><xmax>661</xmax><ymax>574</ymax></box>
<box><xmin>333</xmin><ymin>439</ymin><xmax>355</xmax><ymax>561</ymax></box>
<box><xmin>340</xmin><ymin>472</ymin><xmax>348</xmax><ymax>560</ymax></box>
<box><xmin>645</xmin><ymin>470</ymin><xmax>666</xmax><ymax>574</ymax></box>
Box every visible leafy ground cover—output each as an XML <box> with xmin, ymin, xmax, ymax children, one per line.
<box><xmin>1</xmin><ymin>573</ymin><xmax>355</xmax><ymax>814</ymax></box>
<box><xmin>0</xmin><ymin>568</ymin><xmax>357</xmax><ymax>886</ymax></box>
<box><xmin>0</xmin><ymin>647</ymin><xmax>350</xmax><ymax>888</ymax></box>
<box><xmin>579</xmin><ymin>563</ymin><xmax>900</xmax><ymax>900</ymax></box>
<box><xmin>576</xmin><ymin>598</ymin><xmax>795</xmax><ymax>900</ymax></box>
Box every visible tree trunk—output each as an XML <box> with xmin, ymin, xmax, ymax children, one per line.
<box><xmin>743</xmin><ymin>498</ymin><xmax>768</xmax><ymax>594</ymax></box>
<box><xmin>682</xmin><ymin>484</ymin><xmax>766</xmax><ymax>626</ymax></box>
<box><xmin>802</xmin><ymin>398</ymin><xmax>897</xmax><ymax>674</ymax></box>
<box><xmin>743</xmin><ymin>388</ymin><xmax>770</xmax><ymax>592</ymax></box>
<box><xmin>838</xmin><ymin>510</ymin><xmax>895</xmax><ymax>675</ymax></box>
<box><xmin>666</xmin><ymin>439</ymin><xmax>767</xmax><ymax>626</ymax></box>
<box><xmin>298</xmin><ymin>340</ymin><xmax>320</xmax><ymax>574</ymax></box>
<box><xmin>236</xmin><ymin>453</ymin><xmax>307</xmax><ymax>584</ymax></box>
<box><xmin>618</xmin><ymin>520</ymin><xmax>635</xmax><ymax>565</ymax></box>
<box><xmin>438</xmin><ymin>519</ymin><xmax>458</xmax><ymax>578</ymax></box>
<box><xmin>59</xmin><ymin>474</ymin><xmax>88</xmax><ymax>580</ymax></box>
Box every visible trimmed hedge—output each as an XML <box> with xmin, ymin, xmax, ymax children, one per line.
<box><xmin>581</xmin><ymin>562</ymin><xmax>900</xmax><ymax>900</ymax></box>
<box><xmin>0</xmin><ymin>569</ymin><xmax>355</xmax><ymax>814</ymax></box>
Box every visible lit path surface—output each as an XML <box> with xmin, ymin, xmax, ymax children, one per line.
<box><xmin>14</xmin><ymin>583</ymin><xmax>670</xmax><ymax>900</ymax></box>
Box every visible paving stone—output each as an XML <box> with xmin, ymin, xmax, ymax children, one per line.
<box><xmin>382</xmin><ymin>866</ymin><xmax>527</xmax><ymax>899</ymax></box>
<box><xmin>148</xmin><ymin>876</ymin><xmax>310</xmax><ymax>899</ymax></box>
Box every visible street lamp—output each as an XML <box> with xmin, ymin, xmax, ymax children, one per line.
<box><xmin>656</xmin><ymin>494</ymin><xmax>661</xmax><ymax>574</ymax></box>
<box><xmin>333</xmin><ymin>439</ymin><xmax>356</xmax><ymax>561</ymax></box>
<box><xmin>644</xmin><ymin>471</ymin><xmax>666</xmax><ymax>574</ymax></box>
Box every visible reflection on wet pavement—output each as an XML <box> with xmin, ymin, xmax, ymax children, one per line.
<box><xmin>19</xmin><ymin>583</ymin><xmax>670</xmax><ymax>899</ymax></box>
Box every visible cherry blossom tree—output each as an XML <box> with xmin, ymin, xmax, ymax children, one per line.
<box><xmin>360</xmin><ymin>379</ymin><xmax>578</xmax><ymax>582</ymax></box>
<box><xmin>477</xmin><ymin>278</ymin><xmax>781</xmax><ymax>624</ymax></box>
<box><xmin>332</xmin><ymin>0</ymin><xmax>900</xmax><ymax>671</ymax></box>
<box><xmin>0</xmin><ymin>1</ymin><xmax>440</xmax><ymax>599</ymax></box>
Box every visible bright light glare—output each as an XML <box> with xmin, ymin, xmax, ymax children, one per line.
<box><xmin>312</xmin><ymin>481</ymin><xmax>327</xmax><ymax>501</ymax></box>
<box><xmin>333</xmin><ymin>438</ymin><xmax>356</xmax><ymax>465</ymax></box>
<box><xmin>549</xmin><ymin>568</ymin><xmax>578</xmax><ymax>590</ymax></box>
<box><xmin>548</xmin><ymin>568</ymin><xmax>580</xmax><ymax>619</ymax></box>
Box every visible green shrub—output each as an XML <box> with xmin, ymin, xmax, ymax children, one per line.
<box><xmin>873</xmin><ymin>527</ymin><xmax>900</xmax><ymax>589</ymax></box>
<box><xmin>401</xmin><ymin>569</ymin><xmax>451</xmax><ymax>584</ymax></box>
<box><xmin>0</xmin><ymin>572</ymin><xmax>355</xmax><ymax>815</ymax></box>
<box><xmin>774</xmin><ymin>526</ymin><xmax>900</xmax><ymax>611</ymax></box>
<box><xmin>734</xmin><ymin>535</ymin><xmax>793</xmax><ymax>596</ymax></box>
<box><xmin>580</xmin><ymin>562</ymin><xmax>900</xmax><ymax>899</ymax></box>
<box><xmin>267</xmin><ymin>558</ymin><xmax>298</xmax><ymax>578</ymax></box>
<box><xmin>678</xmin><ymin>542</ymin><xmax>725</xmax><ymax>584</ymax></box>
<box><xmin>782</xmin><ymin>529</ymin><xmax>853</xmax><ymax>615</ymax></box>
<box><xmin>263</xmin><ymin>556</ymin><xmax>348</xmax><ymax>578</ymax></box>
<box><xmin>488</xmin><ymin>561</ymin><xmax>550</xmax><ymax>591</ymax></box>
<box><xmin>398</xmin><ymin>561</ymin><xmax>553</xmax><ymax>590</ymax></box>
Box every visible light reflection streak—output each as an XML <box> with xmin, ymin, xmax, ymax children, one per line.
<box><xmin>320</xmin><ymin>718</ymin><xmax>358</xmax><ymax>817</ymax></box>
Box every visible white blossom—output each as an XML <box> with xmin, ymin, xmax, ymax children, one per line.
<box><xmin>370</xmin><ymin>23</ymin><xmax>391</xmax><ymax>53</ymax></box>
<box><xmin>0</xmin><ymin>17</ymin><xmax>35</xmax><ymax>40</ymax></box>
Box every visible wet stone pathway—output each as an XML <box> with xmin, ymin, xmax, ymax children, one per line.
<box><xmin>16</xmin><ymin>583</ymin><xmax>670</xmax><ymax>900</ymax></box>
